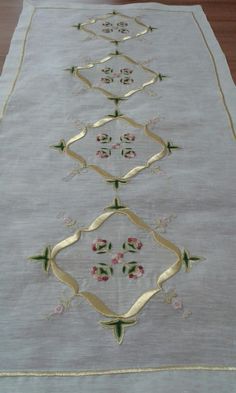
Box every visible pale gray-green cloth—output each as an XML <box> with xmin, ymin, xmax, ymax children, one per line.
<box><xmin>0</xmin><ymin>0</ymin><xmax>235</xmax><ymax>391</ymax></box>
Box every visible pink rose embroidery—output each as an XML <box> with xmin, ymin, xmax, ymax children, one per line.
<box><xmin>120</xmin><ymin>77</ymin><xmax>134</xmax><ymax>85</ymax></box>
<box><xmin>102</xmin><ymin>28</ymin><xmax>113</xmax><ymax>33</ymax></box>
<box><xmin>120</xmin><ymin>68</ymin><xmax>133</xmax><ymax>75</ymax></box>
<box><xmin>92</xmin><ymin>239</ymin><xmax>111</xmax><ymax>253</ymax></box>
<box><xmin>120</xmin><ymin>133</ymin><xmax>135</xmax><ymax>142</ymax></box>
<box><xmin>96</xmin><ymin>149</ymin><xmax>111</xmax><ymax>158</ymax></box>
<box><xmin>101</xmin><ymin>76</ymin><xmax>113</xmax><ymax>84</ymax></box>
<box><xmin>171</xmin><ymin>297</ymin><xmax>183</xmax><ymax>310</ymax></box>
<box><xmin>127</xmin><ymin>237</ymin><xmax>143</xmax><ymax>250</ymax></box>
<box><xmin>111</xmin><ymin>252</ymin><xmax>124</xmax><ymax>265</ymax></box>
<box><xmin>118</xmin><ymin>28</ymin><xmax>129</xmax><ymax>34</ymax></box>
<box><xmin>101</xmin><ymin>66</ymin><xmax>113</xmax><ymax>74</ymax></box>
<box><xmin>102</xmin><ymin>21</ymin><xmax>112</xmax><ymax>27</ymax></box>
<box><xmin>112</xmin><ymin>143</ymin><xmax>121</xmax><ymax>150</ymax></box>
<box><xmin>90</xmin><ymin>264</ymin><xmax>112</xmax><ymax>282</ymax></box>
<box><xmin>122</xmin><ymin>148</ymin><xmax>136</xmax><ymax>159</ymax></box>
<box><xmin>112</xmin><ymin>73</ymin><xmax>121</xmax><ymax>78</ymax></box>
<box><xmin>96</xmin><ymin>133</ymin><xmax>112</xmax><ymax>143</ymax></box>
<box><xmin>117</xmin><ymin>21</ymin><xmax>128</xmax><ymax>27</ymax></box>
<box><xmin>53</xmin><ymin>304</ymin><xmax>65</xmax><ymax>315</ymax></box>
<box><xmin>129</xmin><ymin>265</ymin><xmax>144</xmax><ymax>279</ymax></box>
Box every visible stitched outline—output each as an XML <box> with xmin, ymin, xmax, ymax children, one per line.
<box><xmin>60</xmin><ymin>115</ymin><xmax>168</xmax><ymax>183</ymax></box>
<box><xmin>78</xmin><ymin>11</ymin><xmax>151</xmax><ymax>43</ymax></box>
<box><xmin>49</xmin><ymin>197</ymin><xmax>182</xmax><ymax>320</ymax></box>
<box><xmin>74</xmin><ymin>53</ymin><xmax>159</xmax><ymax>99</ymax></box>
<box><xmin>0</xmin><ymin>365</ymin><xmax>236</xmax><ymax>377</ymax></box>
<box><xmin>1</xmin><ymin>6</ymin><xmax>234</xmax><ymax>139</ymax></box>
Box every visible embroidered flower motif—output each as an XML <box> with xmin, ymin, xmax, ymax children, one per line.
<box><xmin>117</xmin><ymin>21</ymin><xmax>128</xmax><ymax>27</ymax></box>
<box><xmin>90</xmin><ymin>263</ymin><xmax>113</xmax><ymax>281</ymax></box>
<box><xmin>123</xmin><ymin>237</ymin><xmax>143</xmax><ymax>252</ymax></box>
<box><xmin>96</xmin><ymin>133</ymin><xmax>136</xmax><ymax>159</ymax></box>
<box><xmin>120</xmin><ymin>68</ymin><xmax>133</xmax><ymax>75</ymax></box>
<box><xmin>102</xmin><ymin>28</ymin><xmax>113</xmax><ymax>33</ymax></box>
<box><xmin>112</xmin><ymin>143</ymin><xmax>121</xmax><ymax>149</ymax></box>
<box><xmin>101</xmin><ymin>67</ymin><xmax>134</xmax><ymax>85</ymax></box>
<box><xmin>111</xmin><ymin>252</ymin><xmax>124</xmax><ymax>265</ymax></box>
<box><xmin>120</xmin><ymin>77</ymin><xmax>134</xmax><ymax>85</ymax></box>
<box><xmin>171</xmin><ymin>297</ymin><xmax>183</xmax><ymax>310</ymax></box>
<box><xmin>102</xmin><ymin>21</ymin><xmax>113</xmax><ymax>27</ymax></box>
<box><xmin>120</xmin><ymin>133</ymin><xmax>135</xmax><ymax>142</ymax></box>
<box><xmin>122</xmin><ymin>261</ymin><xmax>144</xmax><ymax>279</ymax></box>
<box><xmin>118</xmin><ymin>28</ymin><xmax>129</xmax><ymax>34</ymax></box>
<box><xmin>102</xmin><ymin>67</ymin><xmax>113</xmax><ymax>74</ymax></box>
<box><xmin>129</xmin><ymin>265</ymin><xmax>144</xmax><ymax>279</ymax></box>
<box><xmin>101</xmin><ymin>76</ymin><xmax>114</xmax><ymax>84</ymax></box>
<box><xmin>96</xmin><ymin>133</ymin><xmax>112</xmax><ymax>143</ymax></box>
<box><xmin>92</xmin><ymin>239</ymin><xmax>112</xmax><ymax>253</ymax></box>
<box><xmin>96</xmin><ymin>148</ymin><xmax>111</xmax><ymax>158</ymax></box>
<box><xmin>163</xmin><ymin>288</ymin><xmax>191</xmax><ymax>319</ymax></box>
<box><xmin>155</xmin><ymin>214</ymin><xmax>177</xmax><ymax>233</ymax></box>
<box><xmin>101</xmin><ymin>21</ymin><xmax>129</xmax><ymax>35</ymax></box>
<box><xmin>121</xmin><ymin>148</ymin><xmax>136</xmax><ymax>159</ymax></box>
<box><xmin>54</xmin><ymin>304</ymin><xmax>65</xmax><ymax>315</ymax></box>
<box><xmin>163</xmin><ymin>288</ymin><xmax>177</xmax><ymax>304</ymax></box>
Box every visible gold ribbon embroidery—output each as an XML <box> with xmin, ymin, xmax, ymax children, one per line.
<box><xmin>79</xmin><ymin>11</ymin><xmax>151</xmax><ymax>44</ymax></box>
<box><xmin>74</xmin><ymin>53</ymin><xmax>159</xmax><ymax>99</ymax></box>
<box><xmin>50</xmin><ymin>198</ymin><xmax>182</xmax><ymax>320</ymax></box>
<box><xmin>64</xmin><ymin>115</ymin><xmax>168</xmax><ymax>182</ymax></box>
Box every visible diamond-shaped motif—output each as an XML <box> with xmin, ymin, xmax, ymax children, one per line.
<box><xmin>49</xmin><ymin>198</ymin><xmax>182</xmax><ymax>343</ymax></box>
<box><xmin>74</xmin><ymin>53</ymin><xmax>160</xmax><ymax>99</ymax></box>
<box><xmin>77</xmin><ymin>11</ymin><xmax>154</xmax><ymax>43</ymax></box>
<box><xmin>54</xmin><ymin>115</ymin><xmax>168</xmax><ymax>185</ymax></box>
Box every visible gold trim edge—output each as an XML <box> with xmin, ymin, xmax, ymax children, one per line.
<box><xmin>0</xmin><ymin>365</ymin><xmax>236</xmax><ymax>377</ymax></box>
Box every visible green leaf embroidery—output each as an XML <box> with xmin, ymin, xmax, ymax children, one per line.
<box><xmin>65</xmin><ymin>66</ymin><xmax>76</xmax><ymax>74</ymax></box>
<box><xmin>100</xmin><ymin>318</ymin><xmax>137</xmax><ymax>344</ymax></box>
<box><xmin>106</xmin><ymin>197</ymin><xmax>127</xmax><ymax>210</ymax></box>
<box><xmin>73</xmin><ymin>23</ymin><xmax>81</xmax><ymax>30</ymax></box>
<box><xmin>158</xmin><ymin>73</ymin><xmax>167</xmax><ymax>81</ymax></box>
<box><xmin>148</xmin><ymin>26</ymin><xmax>158</xmax><ymax>32</ymax></box>
<box><xmin>167</xmin><ymin>141</ymin><xmax>180</xmax><ymax>154</ymax></box>
<box><xmin>182</xmin><ymin>249</ymin><xmax>205</xmax><ymax>272</ymax></box>
<box><xmin>108</xmin><ymin>97</ymin><xmax>127</xmax><ymax>105</ymax></box>
<box><xmin>29</xmin><ymin>246</ymin><xmax>51</xmax><ymax>272</ymax></box>
<box><xmin>50</xmin><ymin>139</ymin><xmax>66</xmax><ymax>153</ymax></box>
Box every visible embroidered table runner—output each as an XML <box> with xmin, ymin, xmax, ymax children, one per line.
<box><xmin>0</xmin><ymin>0</ymin><xmax>236</xmax><ymax>391</ymax></box>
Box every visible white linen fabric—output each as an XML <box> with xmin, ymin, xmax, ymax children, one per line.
<box><xmin>0</xmin><ymin>1</ymin><xmax>235</xmax><ymax>391</ymax></box>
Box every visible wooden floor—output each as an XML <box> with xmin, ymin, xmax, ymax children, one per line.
<box><xmin>0</xmin><ymin>0</ymin><xmax>235</xmax><ymax>82</ymax></box>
